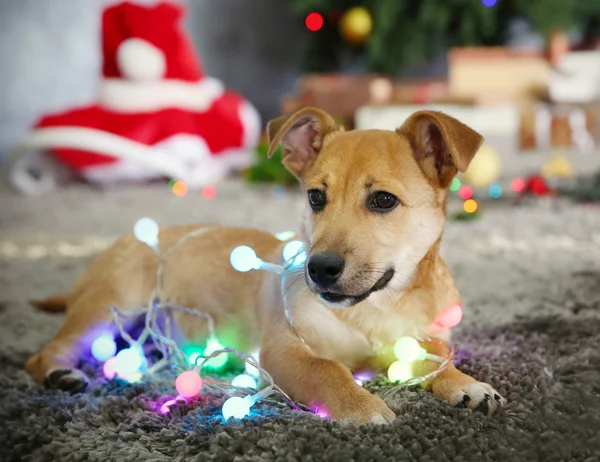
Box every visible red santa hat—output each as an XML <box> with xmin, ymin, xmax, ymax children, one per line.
<box><xmin>97</xmin><ymin>1</ymin><xmax>224</xmax><ymax>113</ymax></box>
<box><xmin>10</xmin><ymin>1</ymin><xmax>260</xmax><ymax>195</ymax></box>
<box><xmin>102</xmin><ymin>1</ymin><xmax>203</xmax><ymax>82</ymax></box>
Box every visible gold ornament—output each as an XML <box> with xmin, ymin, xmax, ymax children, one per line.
<box><xmin>463</xmin><ymin>145</ymin><xmax>501</xmax><ymax>188</ymax></box>
<box><xmin>339</xmin><ymin>7</ymin><xmax>373</xmax><ymax>45</ymax></box>
<box><xmin>541</xmin><ymin>152</ymin><xmax>574</xmax><ymax>179</ymax></box>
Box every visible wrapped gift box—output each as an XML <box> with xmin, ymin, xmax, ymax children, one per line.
<box><xmin>280</xmin><ymin>74</ymin><xmax>451</xmax><ymax>127</ymax></box>
<box><xmin>519</xmin><ymin>102</ymin><xmax>597</xmax><ymax>152</ymax></box>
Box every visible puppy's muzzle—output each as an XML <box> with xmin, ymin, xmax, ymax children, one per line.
<box><xmin>307</xmin><ymin>252</ymin><xmax>345</xmax><ymax>289</ymax></box>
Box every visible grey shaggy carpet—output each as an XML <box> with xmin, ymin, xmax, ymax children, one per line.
<box><xmin>1</xmin><ymin>179</ymin><xmax>600</xmax><ymax>462</ymax></box>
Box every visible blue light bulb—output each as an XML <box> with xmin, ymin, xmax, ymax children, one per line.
<box><xmin>488</xmin><ymin>182</ymin><xmax>502</xmax><ymax>199</ymax></box>
<box><xmin>282</xmin><ymin>240</ymin><xmax>306</xmax><ymax>266</ymax></box>
<box><xmin>222</xmin><ymin>396</ymin><xmax>253</xmax><ymax>419</ymax></box>
<box><xmin>230</xmin><ymin>246</ymin><xmax>259</xmax><ymax>272</ymax></box>
<box><xmin>91</xmin><ymin>334</ymin><xmax>117</xmax><ymax>361</ymax></box>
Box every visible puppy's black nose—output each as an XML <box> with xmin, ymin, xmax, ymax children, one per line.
<box><xmin>307</xmin><ymin>252</ymin><xmax>345</xmax><ymax>287</ymax></box>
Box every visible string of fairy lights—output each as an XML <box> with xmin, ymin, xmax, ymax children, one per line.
<box><xmin>88</xmin><ymin>218</ymin><xmax>460</xmax><ymax>421</ymax></box>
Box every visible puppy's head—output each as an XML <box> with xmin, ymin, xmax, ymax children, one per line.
<box><xmin>267</xmin><ymin>107</ymin><xmax>483</xmax><ymax>308</ymax></box>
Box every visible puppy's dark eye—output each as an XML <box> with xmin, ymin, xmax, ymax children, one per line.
<box><xmin>369</xmin><ymin>191</ymin><xmax>399</xmax><ymax>212</ymax></box>
<box><xmin>308</xmin><ymin>189</ymin><xmax>326</xmax><ymax>211</ymax></box>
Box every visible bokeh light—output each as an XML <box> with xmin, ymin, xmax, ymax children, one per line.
<box><xmin>305</xmin><ymin>12</ymin><xmax>324</xmax><ymax>31</ymax></box>
<box><xmin>172</xmin><ymin>181</ymin><xmax>188</xmax><ymax>197</ymax></box>
<box><xmin>531</xmin><ymin>178</ymin><xmax>547</xmax><ymax>196</ymax></box>
<box><xmin>175</xmin><ymin>371</ymin><xmax>203</xmax><ymax>398</ymax></box>
<box><xmin>115</xmin><ymin>346</ymin><xmax>145</xmax><ymax>376</ymax></box>
<box><xmin>393</xmin><ymin>337</ymin><xmax>426</xmax><ymax>363</ymax></box>
<box><xmin>436</xmin><ymin>304</ymin><xmax>463</xmax><ymax>328</ymax></box>
<box><xmin>511</xmin><ymin>178</ymin><xmax>525</xmax><ymax>192</ymax></box>
<box><xmin>203</xmin><ymin>338</ymin><xmax>228</xmax><ymax>370</ymax></box>
<box><xmin>463</xmin><ymin>199</ymin><xmax>478</xmax><ymax>213</ymax></box>
<box><xmin>230</xmin><ymin>245</ymin><xmax>259</xmax><ymax>272</ymax></box>
<box><xmin>202</xmin><ymin>185</ymin><xmax>217</xmax><ymax>200</ymax></box>
<box><xmin>488</xmin><ymin>182</ymin><xmax>502</xmax><ymax>199</ymax></box>
<box><xmin>275</xmin><ymin>231</ymin><xmax>295</xmax><ymax>241</ymax></box>
<box><xmin>449</xmin><ymin>178</ymin><xmax>461</xmax><ymax>192</ymax></box>
<box><xmin>282</xmin><ymin>240</ymin><xmax>306</xmax><ymax>266</ymax></box>
<box><xmin>482</xmin><ymin>0</ymin><xmax>497</xmax><ymax>6</ymax></box>
<box><xmin>313</xmin><ymin>406</ymin><xmax>329</xmax><ymax>418</ymax></box>
<box><xmin>103</xmin><ymin>357</ymin><xmax>118</xmax><ymax>380</ymax></box>
<box><xmin>160</xmin><ymin>396</ymin><xmax>184</xmax><ymax>414</ymax></box>
<box><xmin>183</xmin><ymin>345</ymin><xmax>204</xmax><ymax>366</ymax></box>
<box><xmin>91</xmin><ymin>334</ymin><xmax>117</xmax><ymax>361</ymax></box>
<box><xmin>388</xmin><ymin>361</ymin><xmax>413</xmax><ymax>382</ymax></box>
<box><xmin>459</xmin><ymin>185</ymin><xmax>474</xmax><ymax>200</ymax></box>
<box><xmin>245</xmin><ymin>350</ymin><xmax>261</xmax><ymax>377</ymax></box>
<box><xmin>133</xmin><ymin>218</ymin><xmax>159</xmax><ymax>247</ymax></box>
<box><xmin>231</xmin><ymin>374</ymin><xmax>257</xmax><ymax>389</ymax></box>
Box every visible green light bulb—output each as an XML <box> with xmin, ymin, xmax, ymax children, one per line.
<box><xmin>450</xmin><ymin>178</ymin><xmax>461</xmax><ymax>192</ymax></box>
<box><xmin>393</xmin><ymin>337</ymin><xmax>426</xmax><ymax>363</ymax></box>
<box><xmin>203</xmin><ymin>338</ymin><xmax>228</xmax><ymax>370</ymax></box>
<box><xmin>182</xmin><ymin>345</ymin><xmax>205</xmax><ymax>366</ymax></box>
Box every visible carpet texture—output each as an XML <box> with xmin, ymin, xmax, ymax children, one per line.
<box><xmin>1</xmin><ymin>180</ymin><xmax>600</xmax><ymax>461</ymax></box>
<box><xmin>1</xmin><ymin>314</ymin><xmax>600</xmax><ymax>461</ymax></box>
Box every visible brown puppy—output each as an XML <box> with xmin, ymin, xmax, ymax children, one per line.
<box><xmin>26</xmin><ymin>107</ymin><xmax>505</xmax><ymax>422</ymax></box>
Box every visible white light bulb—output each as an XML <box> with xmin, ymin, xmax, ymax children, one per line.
<box><xmin>133</xmin><ymin>218</ymin><xmax>159</xmax><ymax>247</ymax></box>
<box><xmin>115</xmin><ymin>346</ymin><xmax>145</xmax><ymax>376</ymax></box>
<box><xmin>230</xmin><ymin>246</ymin><xmax>260</xmax><ymax>272</ymax></box>
<box><xmin>282</xmin><ymin>240</ymin><xmax>306</xmax><ymax>266</ymax></box>
<box><xmin>245</xmin><ymin>350</ymin><xmax>261</xmax><ymax>378</ymax></box>
<box><xmin>275</xmin><ymin>231</ymin><xmax>295</xmax><ymax>241</ymax></box>
<box><xmin>232</xmin><ymin>374</ymin><xmax>257</xmax><ymax>389</ymax></box>
<box><xmin>91</xmin><ymin>334</ymin><xmax>117</xmax><ymax>361</ymax></box>
<box><xmin>222</xmin><ymin>396</ymin><xmax>253</xmax><ymax>420</ymax></box>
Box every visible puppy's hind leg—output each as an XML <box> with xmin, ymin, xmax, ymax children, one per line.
<box><xmin>26</xmin><ymin>290</ymin><xmax>127</xmax><ymax>393</ymax></box>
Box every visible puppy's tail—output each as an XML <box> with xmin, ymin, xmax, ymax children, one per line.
<box><xmin>30</xmin><ymin>295</ymin><xmax>68</xmax><ymax>313</ymax></box>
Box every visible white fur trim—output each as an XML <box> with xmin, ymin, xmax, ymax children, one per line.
<box><xmin>98</xmin><ymin>77</ymin><xmax>225</xmax><ymax>113</ymax></box>
<box><xmin>84</xmin><ymin>134</ymin><xmax>255</xmax><ymax>186</ymax></box>
<box><xmin>9</xmin><ymin>127</ymin><xmax>256</xmax><ymax>191</ymax></box>
<box><xmin>239</xmin><ymin>101</ymin><xmax>262</xmax><ymax>148</ymax></box>
<box><xmin>117</xmin><ymin>38</ymin><xmax>166</xmax><ymax>81</ymax></box>
<box><xmin>10</xmin><ymin>127</ymin><xmax>188</xmax><ymax>182</ymax></box>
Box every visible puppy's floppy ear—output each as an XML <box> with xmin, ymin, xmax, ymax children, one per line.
<box><xmin>266</xmin><ymin>107</ymin><xmax>340</xmax><ymax>179</ymax></box>
<box><xmin>397</xmin><ymin>111</ymin><xmax>484</xmax><ymax>187</ymax></box>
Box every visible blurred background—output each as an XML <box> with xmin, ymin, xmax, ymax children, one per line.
<box><xmin>0</xmin><ymin>0</ymin><xmax>600</xmax><ymax>251</ymax></box>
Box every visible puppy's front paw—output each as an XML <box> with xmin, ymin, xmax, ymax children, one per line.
<box><xmin>328</xmin><ymin>389</ymin><xmax>396</xmax><ymax>424</ymax></box>
<box><xmin>44</xmin><ymin>368</ymin><xmax>89</xmax><ymax>394</ymax></box>
<box><xmin>432</xmin><ymin>373</ymin><xmax>505</xmax><ymax>416</ymax></box>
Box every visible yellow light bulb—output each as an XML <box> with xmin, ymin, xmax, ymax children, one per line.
<box><xmin>387</xmin><ymin>361</ymin><xmax>413</xmax><ymax>383</ymax></box>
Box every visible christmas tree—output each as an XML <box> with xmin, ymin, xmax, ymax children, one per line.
<box><xmin>290</xmin><ymin>0</ymin><xmax>600</xmax><ymax>75</ymax></box>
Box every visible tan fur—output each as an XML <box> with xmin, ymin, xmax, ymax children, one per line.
<box><xmin>26</xmin><ymin>108</ymin><xmax>504</xmax><ymax>421</ymax></box>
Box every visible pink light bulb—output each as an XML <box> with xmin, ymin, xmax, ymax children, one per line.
<box><xmin>103</xmin><ymin>357</ymin><xmax>117</xmax><ymax>380</ymax></box>
<box><xmin>175</xmin><ymin>371</ymin><xmax>203</xmax><ymax>398</ymax></box>
<box><xmin>160</xmin><ymin>397</ymin><xmax>185</xmax><ymax>414</ymax></box>
<box><xmin>312</xmin><ymin>406</ymin><xmax>329</xmax><ymax>419</ymax></box>
<box><xmin>436</xmin><ymin>305</ymin><xmax>463</xmax><ymax>327</ymax></box>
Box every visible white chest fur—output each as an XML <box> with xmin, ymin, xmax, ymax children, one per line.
<box><xmin>290</xmin><ymin>292</ymin><xmax>431</xmax><ymax>369</ymax></box>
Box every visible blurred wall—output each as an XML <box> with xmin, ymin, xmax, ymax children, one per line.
<box><xmin>0</xmin><ymin>0</ymin><xmax>305</xmax><ymax>161</ymax></box>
